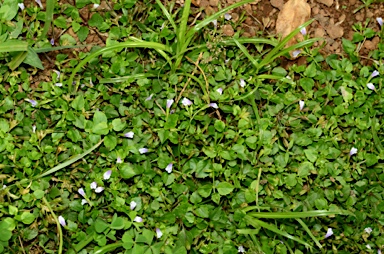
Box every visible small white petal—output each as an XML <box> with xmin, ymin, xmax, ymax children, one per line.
<box><xmin>225</xmin><ymin>59</ymin><xmax>230</xmax><ymax>64</ymax></box>
<box><xmin>209</xmin><ymin>103</ymin><xmax>218</xmax><ymax>109</ymax></box>
<box><xmin>25</xmin><ymin>99</ymin><xmax>37</xmax><ymax>107</ymax></box>
<box><xmin>367</xmin><ymin>244</ymin><xmax>372</xmax><ymax>250</ymax></box>
<box><xmin>55</xmin><ymin>83</ymin><xmax>63</xmax><ymax>87</ymax></box>
<box><xmin>365</xmin><ymin>227</ymin><xmax>373</xmax><ymax>234</ymax></box>
<box><xmin>350</xmin><ymin>147</ymin><xmax>358</xmax><ymax>156</ymax></box>
<box><xmin>2</xmin><ymin>185</ymin><xmax>6</xmax><ymax>189</ymax></box>
<box><xmin>103</xmin><ymin>170</ymin><xmax>112</xmax><ymax>180</ymax></box>
<box><xmin>238</xmin><ymin>245</ymin><xmax>245</xmax><ymax>253</ymax></box>
<box><xmin>286</xmin><ymin>75</ymin><xmax>292</xmax><ymax>79</ymax></box>
<box><xmin>93</xmin><ymin>3</ymin><xmax>100</xmax><ymax>8</ymax></box>
<box><xmin>224</xmin><ymin>13</ymin><xmax>232</xmax><ymax>21</ymax></box>
<box><xmin>139</xmin><ymin>148</ymin><xmax>148</xmax><ymax>154</ymax></box>
<box><xmin>239</xmin><ymin>79</ymin><xmax>246</xmax><ymax>87</ymax></box>
<box><xmin>292</xmin><ymin>50</ymin><xmax>301</xmax><ymax>58</ymax></box>
<box><xmin>145</xmin><ymin>94</ymin><xmax>153</xmax><ymax>101</ymax></box>
<box><xmin>58</xmin><ymin>216</ymin><xmax>66</xmax><ymax>227</ymax></box>
<box><xmin>371</xmin><ymin>70</ymin><xmax>380</xmax><ymax>78</ymax></box>
<box><xmin>81</xmin><ymin>199</ymin><xmax>88</xmax><ymax>205</ymax></box>
<box><xmin>299</xmin><ymin>100</ymin><xmax>305</xmax><ymax>111</ymax></box>
<box><xmin>78</xmin><ymin>188</ymin><xmax>86</xmax><ymax>197</ymax></box>
<box><xmin>90</xmin><ymin>182</ymin><xmax>97</xmax><ymax>190</ymax></box>
<box><xmin>35</xmin><ymin>0</ymin><xmax>43</xmax><ymax>8</ymax></box>
<box><xmin>18</xmin><ymin>3</ymin><xmax>25</xmax><ymax>10</ymax></box>
<box><xmin>377</xmin><ymin>17</ymin><xmax>383</xmax><ymax>27</ymax></box>
<box><xmin>124</xmin><ymin>131</ymin><xmax>134</xmax><ymax>138</ymax></box>
<box><xmin>165</xmin><ymin>163</ymin><xmax>173</xmax><ymax>173</ymax></box>
<box><xmin>53</xmin><ymin>70</ymin><xmax>61</xmax><ymax>78</ymax></box>
<box><xmin>166</xmin><ymin>99</ymin><xmax>174</xmax><ymax>109</ymax></box>
<box><xmin>134</xmin><ymin>216</ymin><xmax>143</xmax><ymax>223</ymax></box>
<box><xmin>378</xmin><ymin>249</ymin><xmax>382</xmax><ymax>254</ymax></box>
<box><xmin>130</xmin><ymin>201</ymin><xmax>137</xmax><ymax>210</ymax></box>
<box><xmin>216</xmin><ymin>88</ymin><xmax>223</xmax><ymax>95</ymax></box>
<box><xmin>325</xmin><ymin>228</ymin><xmax>333</xmax><ymax>238</ymax></box>
<box><xmin>156</xmin><ymin>228</ymin><xmax>163</xmax><ymax>239</ymax></box>
<box><xmin>300</xmin><ymin>27</ymin><xmax>307</xmax><ymax>35</ymax></box>
<box><xmin>367</xmin><ymin>83</ymin><xmax>376</xmax><ymax>90</ymax></box>
<box><xmin>95</xmin><ymin>187</ymin><xmax>104</xmax><ymax>193</ymax></box>
<box><xmin>212</xmin><ymin>20</ymin><xmax>217</xmax><ymax>28</ymax></box>
<box><xmin>181</xmin><ymin>98</ymin><xmax>193</xmax><ymax>106</ymax></box>
<box><xmin>116</xmin><ymin>156</ymin><xmax>122</xmax><ymax>164</ymax></box>
<box><xmin>32</xmin><ymin>125</ymin><xmax>36</xmax><ymax>133</ymax></box>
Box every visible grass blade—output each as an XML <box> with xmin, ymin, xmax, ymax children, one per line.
<box><xmin>0</xmin><ymin>40</ymin><xmax>28</xmax><ymax>52</ymax></box>
<box><xmin>177</xmin><ymin>0</ymin><xmax>192</xmax><ymax>52</ymax></box>
<box><xmin>42</xmin><ymin>197</ymin><xmax>63</xmax><ymax>254</ymax></box>
<box><xmin>155</xmin><ymin>0</ymin><xmax>177</xmax><ymax>32</ymax></box>
<box><xmin>296</xmin><ymin>219</ymin><xmax>322</xmax><ymax>249</ymax></box>
<box><xmin>247</xmin><ymin>210</ymin><xmax>342</xmax><ymax>219</ymax></box>
<box><xmin>8</xmin><ymin>51</ymin><xmax>28</xmax><ymax>70</ymax></box>
<box><xmin>36</xmin><ymin>139</ymin><xmax>103</xmax><ymax>179</ymax></box>
<box><xmin>244</xmin><ymin>216</ymin><xmax>312</xmax><ymax>248</ymax></box>
<box><xmin>33</xmin><ymin>44</ymin><xmax>91</xmax><ymax>53</ymax></box>
<box><xmin>41</xmin><ymin>0</ymin><xmax>55</xmax><ymax>39</ymax></box>
<box><xmin>99</xmin><ymin>73</ymin><xmax>158</xmax><ymax>83</ymax></box>
<box><xmin>68</xmin><ymin>40</ymin><xmax>171</xmax><ymax>92</ymax></box>
<box><xmin>233</xmin><ymin>38</ymin><xmax>258</xmax><ymax>68</ymax></box>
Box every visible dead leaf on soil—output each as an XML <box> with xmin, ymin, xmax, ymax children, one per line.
<box><xmin>276</xmin><ymin>0</ymin><xmax>311</xmax><ymax>58</ymax></box>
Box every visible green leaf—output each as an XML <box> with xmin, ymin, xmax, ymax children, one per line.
<box><xmin>95</xmin><ymin>219</ymin><xmax>109</xmax><ymax>233</ymax></box>
<box><xmin>0</xmin><ymin>40</ymin><xmax>28</xmax><ymax>53</ymax></box>
<box><xmin>214</xmin><ymin>120</ymin><xmax>225</xmax><ymax>132</ymax></box>
<box><xmin>0</xmin><ymin>0</ymin><xmax>18</xmax><ymax>20</ymax></box>
<box><xmin>21</xmin><ymin>212</ymin><xmax>35</xmax><ymax>225</ymax></box>
<box><xmin>88</xmin><ymin>13</ymin><xmax>104</xmax><ymax>27</ymax></box>
<box><xmin>104</xmin><ymin>135</ymin><xmax>117</xmax><ymax>150</ymax></box>
<box><xmin>77</xmin><ymin>26</ymin><xmax>89</xmax><ymax>42</ymax></box>
<box><xmin>92</xmin><ymin>111</ymin><xmax>109</xmax><ymax>135</ymax></box>
<box><xmin>366</xmin><ymin>153</ymin><xmax>378</xmax><ymax>167</ymax></box>
<box><xmin>23</xmin><ymin>48</ymin><xmax>44</xmax><ymax>70</ymax></box>
<box><xmin>112</xmin><ymin>119</ymin><xmax>126</xmax><ymax>131</ymax></box>
<box><xmin>120</xmin><ymin>164</ymin><xmax>137</xmax><ymax>179</ymax></box>
<box><xmin>216</xmin><ymin>182</ymin><xmax>234</xmax><ymax>196</ymax></box>
<box><xmin>110</xmin><ymin>214</ymin><xmax>125</xmax><ymax>230</ymax></box>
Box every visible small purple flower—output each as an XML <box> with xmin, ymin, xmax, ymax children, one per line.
<box><xmin>181</xmin><ymin>98</ymin><xmax>193</xmax><ymax>106</ymax></box>
<box><xmin>300</xmin><ymin>27</ymin><xmax>307</xmax><ymax>36</ymax></box>
<box><xmin>367</xmin><ymin>83</ymin><xmax>376</xmax><ymax>91</ymax></box>
<box><xmin>165</xmin><ymin>163</ymin><xmax>173</xmax><ymax>173</ymax></box>
<box><xmin>216</xmin><ymin>88</ymin><xmax>223</xmax><ymax>95</ymax></box>
<box><xmin>364</xmin><ymin>227</ymin><xmax>373</xmax><ymax>234</ymax></box>
<box><xmin>379</xmin><ymin>249</ymin><xmax>382</xmax><ymax>254</ymax></box>
<box><xmin>103</xmin><ymin>170</ymin><xmax>112</xmax><ymax>180</ymax></box>
<box><xmin>81</xmin><ymin>199</ymin><xmax>88</xmax><ymax>205</ymax></box>
<box><xmin>134</xmin><ymin>216</ymin><xmax>143</xmax><ymax>222</ymax></box>
<box><xmin>166</xmin><ymin>99</ymin><xmax>174</xmax><ymax>109</ymax></box>
<box><xmin>58</xmin><ymin>216</ymin><xmax>66</xmax><ymax>227</ymax></box>
<box><xmin>299</xmin><ymin>100</ymin><xmax>305</xmax><ymax>111</ymax></box>
<box><xmin>35</xmin><ymin>0</ymin><xmax>43</xmax><ymax>8</ymax></box>
<box><xmin>53</xmin><ymin>70</ymin><xmax>61</xmax><ymax>78</ymax></box>
<box><xmin>90</xmin><ymin>182</ymin><xmax>97</xmax><ymax>190</ymax></box>
<box><xmin>377</xmin><ymin>17</ymin><xmax>383</xmax><ymax>27</ymax></box>
<box><xmin>18</xmin><ymin>3</ymin><xmax>25</xmax><ymax>10</ymax></box>
<box><xmin>25</xmin><ymin>99</ymin><xmax>37</xmax><ymax>107</ymax></box>
<box><xmin>350</xmin><ymin>147</ymin><xmax>358</xmax><ymax>156</ymax></box>
<box><xmin>116</xmin><ymin>156</ymin><xmax>122</xmax><ymax>164</ymax></box>
<box><xmin>239</xmin><ymin>79</ymin><xmax>246</xmax><ymax>87</ymax></box>
<box><xmin>50</xmin><ymin>38</ymin><xmax>54</xmax><ymax>46</ymax></box>
<box><xmin>55</xmin><ymin>83</ymin><xmax>63</xmax><ymax>87</ymax></box>
<box><xmin>292</xmin><ymin>50</ymin><xmax>301</xmax><ymax>58</ymax></box>
<box><xmin>325</xmin><ymin>228</ymin><xmax>333</xmax><ymax>238</ymax></box>
<box><xmin>145</xmin><ymin>94</ymin><xmax>153</xmax><ymax>101</ymax></box>
<box><xmin>78</xmin><ymin>188</ymin><xmax>86</xmax><ymax>197</ymax></box>
<box><xmin>224</xmin><ymin>13</ymin><xmax>232</xmax><ymax>21</ymax></box>
<box><xmin>95</xmin><ymin>187</ymin><xmax>104</xmax><ymax>193</ymax></box>
<box><xmin>124</xmin><ymin>131</ymin><xmax>134</xmax><ymax>138</ymax></box>
<box><xmin>209</xmin><ymin>103</ymin><xmax>218</xmax><ymax>109</ymax></box>
<box><xmin>156</xmin><ymin>228</ymin><xmax>163</xmax><ymax>238</ymax></box>
<box><xmin>130</xmin><ymin>201</ymin><xmax>137</xmax><ymax>210</ymax></box>
<box><xmin>139</xmin><ymin>148</ymin><xmax>148</xmax><ymax>154</ymax></box>
<box><xmin>371</xmin><ymin>70</ymin><xmax>380</xmax><ymax>78</ymax></box>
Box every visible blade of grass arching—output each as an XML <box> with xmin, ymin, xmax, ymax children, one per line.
<box><xmin>68</xmin><ymin>40</ymin><xmax>171</xmax><ymax>92</ymax></box>
<box><xmin>93</xmin><ymin>243</ymin><xmax>123</xmax><ymax>254</ymax></box>
<box><xmin>8</xmin><ymin>51</ymin><xmax>28</xmax><ymax>70</ymax></box>
<box><xmin>41</xmin><ymin>0</ymin><xmax>55</xmax><ymax>39</ymax></box>
<box><xmin>233</xmin><ymin>38</ymin><xmax>258</xmax><ymax>68</ymax></box>
<box><xmin>177</xmin><ymin>0</ymin><xmax>192</xmax><ymax>53</ymax></box>
<box><xmin>237</xmin><ymin>229</ymin><xmax>261</xmax><ymax>235</ymax></box>
<box><xmin>66</xmin><ymin>235</ymin><xmax>94</xmax><ymax>254</ymax></box>
<box><xmin>36</xmin><ymin>139</ymin><xmax>103</xmax><ymax>179</ymax></box>
<box><xmin>244</xmin><ymin>216</ymin><xmax>312</xmax><ymax>249</ymax></box>
<box><xmin>155</xmin><ymin>0</ymin><xmax>177</xmax><ymax>32</ymax></box>
<box><xmin>247</xmin><ymin>210</ymin><xmax>342</xmax><ymax>219</ymax></box>
<box><xmin>249</xmin><ymin>234</ymin><xmax>263</xmax><ymax>253</ymax></box>
<box><xmin>42</xmin><ymin>197</ymin><xmax>63</xmax><ymax>254</ymax></box>
<box><xmin>99</xmin><ymin>73</ymin><xmax>158</xmax><ymax>83</ymax></box>
<box><xmin>221</xmin><ymin>38</ymin><xmax>278</xmax><ymax>47</ymax></box>
<box><xmin>257</xmin><ymin>19</ymin><xmax>314</xmax><ymax>70</ymax></box>
<box><xmin>296</xmin><ymin>219</ymin><xmax>322</xmax><ymax>249</ymax></box>
<box><xmin>0</xmin><ymin>40</ymin><xmax>28</xmax><ymax>52</ymax></box>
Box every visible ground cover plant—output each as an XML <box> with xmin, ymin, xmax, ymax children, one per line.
<box><xmin>0</xmin><ymin>0</ymin><xmax>384</xmax><ymax>253</ymax></box>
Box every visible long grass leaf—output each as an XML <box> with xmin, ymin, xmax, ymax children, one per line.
<box><xmin>99</xmin><ymin>73</ymin><xmax>158</xmax><ymax>83</ymax></box>
<box><xmin>8</xmin><ymin>51</ymin><xmax>28</xmax><ymax>70</ymax></box>
<box><xmin>296</xmin><ymin>219</ymin><xmax>322</xmax><ymax>249</ymax></box>
<box><xmin>33</xmin><ymin>44</ymin><xmax>91</xmax><ymax>53</ymax></box>
<box><xmin>155</xmin><ymin>0</ymin><xmax>177</xmax><ymax>32</ymax></box>
<box><xmin>244</xmin><ymin>216</ymin><xmax>312</xmax><ymax>248</ymax></box>
<box><xmin>233</xmin><ymin>38</ymin><xmax>258</xmax><ymax>68</ymax></box>
<box><xmin>36</xmin><ymin>139</ymin><xmax>103</xmax><ymax>179</ymax></box>
<box><xmin>41</xmin><ymin>0</ymin><xmax>55</xmax><ymax>39</ymax></box>
<box><xmin>0</xmin><ymin>40</ymin><xmax>28</xmax><ymax>52</ymax></box>
<box><xmin>247</xmin><ymin>210</ymin><xmax>342</xmax><ymax>219</ymax></box>
<box><xmin>177</xmin><ymin>0</ymin><xmax>192</xmax><ymax>52</ymax></box>
<box><xmin>93</xmin><ymin>243</ymin><xmax>123</xmax><ymax>254</ymax></box>
<box><xmin>68</xmin><ymin>40</ymin><xmax>171</xmax><ymax>92</ymax></box>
